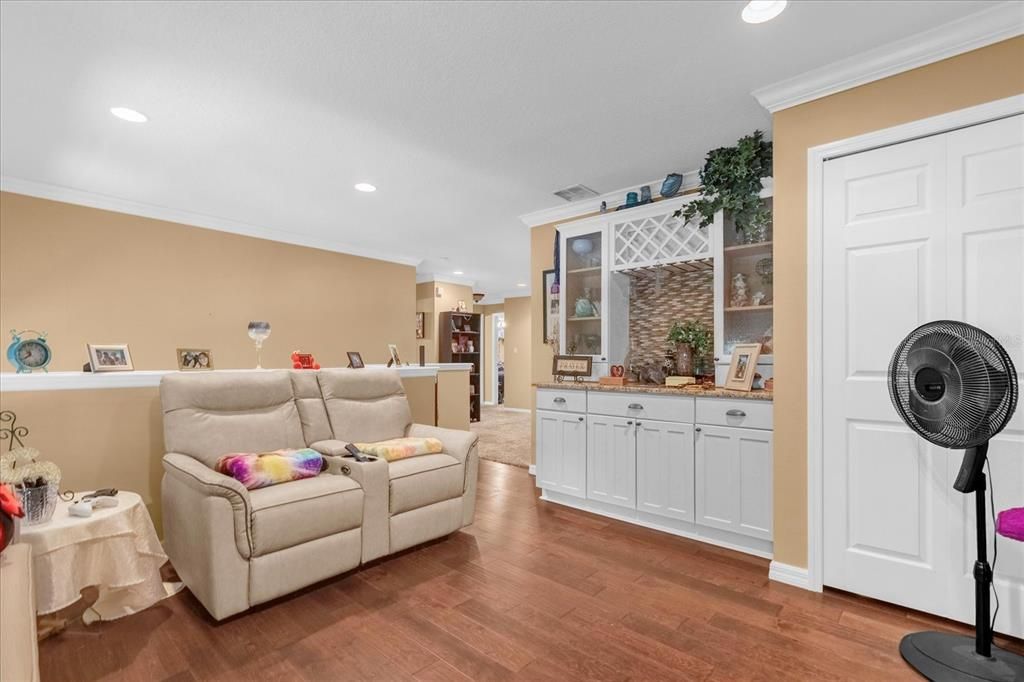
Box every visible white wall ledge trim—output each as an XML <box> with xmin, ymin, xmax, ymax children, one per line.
<box><xmin>518</xmin><ymin>170</ymin><xmax>700</xmax><ymax>228</ymax></box>
<box><xmin>752</xmin><ymin>3</ymin><xmax>1024</xmax><ymax>113</ymax></box>
<box><xmin>0</xmin><ymin>176</ymin><xmax>422</xmax><ymax>267</ymax></box>
<box><xmin>768</xmin><ymin>561</ymin><xmax>813</xmax><ymax>591</ymax></box>
<box><xmin>0</xmin><ymin>364</ymin><xmax>472</xmax><ymax>392</ymax></box>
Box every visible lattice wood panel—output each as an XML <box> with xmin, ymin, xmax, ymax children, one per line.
<box><xmin>611</xmin><ymin>210</ymin><xmax>711</xmax><ymax>271</ymax></box>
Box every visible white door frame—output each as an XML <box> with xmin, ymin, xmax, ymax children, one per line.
<box><xmin>803</xmin><ymin>94</ymin><xmax>1024</xmax><ymax>592</ymax></box>
<box><xmin>490</xmin><ymin>312</ymin><xmax>504</xmax><ymax>405</ymax></box>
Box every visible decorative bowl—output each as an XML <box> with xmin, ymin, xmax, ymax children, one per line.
<box><xmin>17</xmin><ymin>483</ymin><xmax>57</xmax><ymax>526</ymax></box>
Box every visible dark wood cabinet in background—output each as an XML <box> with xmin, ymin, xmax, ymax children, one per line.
<box><xmin>438</xmin><ymin>311</ymin><xmax>481</xmax><ymax>422</ymax></box>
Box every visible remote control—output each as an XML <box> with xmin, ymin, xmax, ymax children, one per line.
<box><xmin>343</xmin><ymin>443</ymin><xmax>370</xmax><ymax>462</ymax></box>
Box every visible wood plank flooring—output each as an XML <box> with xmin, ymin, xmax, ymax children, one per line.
<box><xmin>39</xmin><ymin>460</ymin><xmax>1023</xmax><ymax>681</ymax></box>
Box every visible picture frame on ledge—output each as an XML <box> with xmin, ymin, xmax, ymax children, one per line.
<box><xmin>415</xmin><ymin>312</ymin><xmax>425</xmax><ymax>340</ymax></box>
<box><xmin>387</xmin><ymin>344</ymin><xmax>402</xmax><ymax>367</ymax></box>
<box><xmin>724</xmin><ymin>343</ymin><xmax>761</xmax><ymax>392</ymax></box>
<box><xmin>87</xmin><ymin>344</ymin><xmax>134</xmax><ymax>372</ymax></box>
<box><xmin>346</xmin><ymin>352</ymin><xmax>365</xmax><ymax>369</ymax></box>
<box><xmin>552</xmin><ymin>355</ymin><xmax>591</xmax><ymax>383</ymax></box>
<box><xmin>176</xmin><ymin>348</ymin><xmax>213</xmax><ymax>371</ymax></box>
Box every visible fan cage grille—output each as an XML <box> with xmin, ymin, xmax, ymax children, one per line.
<box><xmin>888</xmin><ymin>320</ymin><xmax>1018</xmax><ymax>449</ymax></box>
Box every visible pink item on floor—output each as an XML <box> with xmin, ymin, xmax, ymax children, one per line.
<box><xmin>996</xmin><ymin>507</ymin><xmax>1024</xmax><ymax>542</ymax></box>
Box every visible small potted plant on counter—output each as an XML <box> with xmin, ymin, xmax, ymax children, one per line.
<box><xmin>667</xmin><ymin>320</ymin><xmax>712</xmax><ymax>379</ymax></box>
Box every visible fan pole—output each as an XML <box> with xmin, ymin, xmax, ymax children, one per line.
<box><xmin>973</xmin><ymin>470</ymin><xmax>993</xmax><ymax>658</ymax></box>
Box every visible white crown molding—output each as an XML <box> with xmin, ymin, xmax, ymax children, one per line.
<box><xmin>415</xmin><ymin>272</ymin><xmax>478</xmax><ymax>288</ymax></box>
<box><xmin>752</xmin><ymin>2</ymin><xmax>1024</xmax><ymax>113</ymax></box>
<box><xmin>518</xmin><ymin>170</ymin><xmax>700</xmax><ymax>228</ymax></box>
<box><xmin>768</xmin><ymin>561</ymin><xmax>812</xmax><ymax>591</ymax></box>
<box><xmin>0</xmin><ymin>176</ymin><xmax>423</xmax><ymax>267</ymax></box>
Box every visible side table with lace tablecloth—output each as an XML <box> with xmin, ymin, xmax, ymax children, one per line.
<box><xmin>18</xmin><ymin>491</ymin><xmax>172</xmax><ymax>623</ymax></box>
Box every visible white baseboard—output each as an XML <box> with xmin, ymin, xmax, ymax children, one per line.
<box><xmin>769</xmin><ymin>561</ymin><xmax>813</xmax><ymax>590</ymax></box>
<box><xmin>482</xmin><ymin>401</ymin><xmax>495</xmax><ymax>406</ymax></box>
<box><xmin>528</xmin><ymin>464</ymin><xmax>536</xmax><ymax>476</ymax></box>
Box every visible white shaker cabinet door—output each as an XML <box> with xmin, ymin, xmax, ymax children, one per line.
<box><xmin>536</xmin><ymin>409</ymin><xmax>587</xmax><ymax>498</ymax></box>
<box><xmin>636</xmin><ymin>419</ymin><xmax>695</xmax><ymax>522</ymax></box>
<box><xmin>586</xmin><ymin>414</ymin><xmax>636</xmax><ymax>509</ymax></box>
<box><xmin>694</xmin><ymin>424</ymin><xmax>773</xmax><ymax>540</ymax></box>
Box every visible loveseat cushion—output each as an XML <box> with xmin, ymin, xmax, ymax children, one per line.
<box><xmin>249</xmin><ymin>475</ymin><xmax>363</xmax><ymax>556</ymax></box>
<box><xmin>318</xmin><ymin>369</ymin><xmax>412</xmax><ymax>443</ymax></box>
<box><xmin>388</xmin><ymin>453</ymin><xmax>464</xmax><ymax>516</ymax></box>
<box><xmin>161</xmin><ymin>371</ymin><xmax>306</xmax><ymax>469</ymax></box>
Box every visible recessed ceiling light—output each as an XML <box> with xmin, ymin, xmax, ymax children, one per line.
<box><xmin>453</xmin><ymin>271</ymin><xmax>464</xmax><ymax>275</ymax></box>
<box><xmin>516</xmin><ymin>283</ymin><xmax>526</xmax><ymax>287</ymax></box>
<box><xmin>354</xmin><ymin>183</ymin><xmax>376</xmax><ymax>192</ymax></box>
<box><xmin>742</xmin><ymin>0</ymin><xmax>787</xmax><ymax>23</ymax></box>
<box><xmin>110</xmin><ymin>107</ymin><xmax>148</xmax><ymax>123</ymax></box>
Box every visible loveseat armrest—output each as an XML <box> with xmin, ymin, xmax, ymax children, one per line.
<box><xmin>405</xmin><ymin>424</ymin><xmax>479</xmax><ymax>464</ymax></box>
<box><xmin>162</xmin><ymin>453</ymin><xmax>253</xmax><ymax>559</ymax></box>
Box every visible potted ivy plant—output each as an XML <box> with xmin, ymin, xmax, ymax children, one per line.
<box><xmin>667</xmin><ymin>320</ymin><xmax>712</xmax><ymax>378</ymax></box>
<box><xmin>678</xmin><ymin>130</ymin><xmax>772</xmax><ymax>242</ymax></box>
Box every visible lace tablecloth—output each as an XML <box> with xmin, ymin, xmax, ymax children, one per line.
<box><xmin>19</xmin><ymin>491</ymin><xmax>169</xmax><ymax>620</ymax></box>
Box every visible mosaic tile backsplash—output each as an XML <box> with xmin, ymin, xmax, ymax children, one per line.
<box><xmin>627</xmin><ymin>268</ymin><xmax>715</xmax><ymax>370</ymax></box>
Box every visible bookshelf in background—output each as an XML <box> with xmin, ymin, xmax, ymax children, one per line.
<box><xmin>438</xmin><ymin>311</ymin><xmax>482</xmax><ymax>422</ymax></box>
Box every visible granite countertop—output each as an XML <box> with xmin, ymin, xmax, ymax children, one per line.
<box><xmin>533</xmin><ymin>381</ymin><xmax>773</xmax><ymax>401</ymax></box>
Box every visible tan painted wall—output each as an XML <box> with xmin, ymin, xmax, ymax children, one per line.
<box><xmin>0</xmin><ymin>375</ymin><xmax>437</xmax><ymax>534</ymax></box>
<box><xmin>502</xmin><ymin>296</ymin><xmax>532</xmax><ymax>410</ymax></box>
<box><xmin>0</xmin><ymin>192</ymin><xmax>418</xmax><ymax>371</ymax></box>
<box><xmin>771</xmin><ymin>37</ymin><xmax>1024</xmax><ymax>568</ymax></box>
<box><xmin>415</xmin><ymin>280</ymin><xmax>476</xmax><ymax>363</ymax></box>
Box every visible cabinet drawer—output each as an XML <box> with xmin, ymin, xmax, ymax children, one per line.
<box><xmin>695</xmin><ymin>398</ymin><xmax>772</xmax><ymax>430</ymax></box>
<box><xmin>587</xmin><ymin>391</ymin><xmax>694</xmax><ymax>423</ymax></box>
<box><xmin>536</xmin><ymin>388</ymin><xmax>587</xmax><ymax>413</ymax></box>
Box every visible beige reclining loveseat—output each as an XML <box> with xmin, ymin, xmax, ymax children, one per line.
<box><xmin>160</xmin><ymin>368</ymin><xmax>478</xmax><ymax>620</ymax></box>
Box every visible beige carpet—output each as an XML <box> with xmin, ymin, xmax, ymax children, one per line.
<box><xmin>470</xmin><ymin>405</ymin><xmax>532</xmax><ymax>468</ymax></box>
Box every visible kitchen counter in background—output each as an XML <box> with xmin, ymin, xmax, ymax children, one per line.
<box><xmin>533</xmin><ymin>381</ymin><xmax>772</xmax><ymax>401</ymax></box>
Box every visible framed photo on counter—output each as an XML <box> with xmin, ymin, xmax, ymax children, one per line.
<box><xmin>724</xmin><ymin>343</ymin><xmax>761</xmax><ymax>391</ymax></box>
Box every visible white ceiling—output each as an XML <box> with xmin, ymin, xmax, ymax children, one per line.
<box><xmin>0</xmin><ymin>1</ymin><xmax>1001</xmax><ymax>302</ymax></box>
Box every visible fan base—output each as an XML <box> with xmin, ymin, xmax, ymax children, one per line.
<box><xmin>901</xmin><ymin>632</ymin><xmax>1024</xmax><ymax>681</ymax></box>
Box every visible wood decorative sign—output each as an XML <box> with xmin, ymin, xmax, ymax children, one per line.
<box><xmin>552</xmin><ymin>355</ymin><xmax>592</xmax><ymax>382</ymax></box>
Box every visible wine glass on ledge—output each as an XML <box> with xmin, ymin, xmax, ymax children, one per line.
<box><xmin>247</xmin><ymin>321</ymin><xmax>271</xmax><ymax>369</ymax></box>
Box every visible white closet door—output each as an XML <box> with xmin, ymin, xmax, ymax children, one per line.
<box><xmin>944</xmin><ymin>115</ymin><xmax>1024</xmax><ymax>637</ymax></box>
<box><xmin>822</xmin><ymin>134</ymin><xmax>954</xmax><ymax>616</ymax></box>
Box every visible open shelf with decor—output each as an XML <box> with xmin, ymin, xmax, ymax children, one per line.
<box><xmin>438</xmin><ymin>311</ymin><xmax>482</xmax><ymax>422</ymax></box>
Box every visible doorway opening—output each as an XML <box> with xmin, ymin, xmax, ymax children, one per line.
<box><xmin>492</xmin><ymin>312</ymin><xmax>505</xmax><ymax>405</ymax></box>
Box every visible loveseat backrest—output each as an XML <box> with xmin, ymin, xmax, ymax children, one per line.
<box><xmin>160</xmin><ymin>371</ymin><xmax>306</xmax><ymax>469</ymax></box>
<box><xmin>289</xmin><ymin>371</ymin><xmax>333</xmax><ymax>445</ymax></box>
<box><xmin>317</xmin><ymin>368</ymin><xmax>411</xmax><ymax>444</ymax></box>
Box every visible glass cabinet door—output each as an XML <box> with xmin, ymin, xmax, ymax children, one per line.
<box><xmin>564</xmin><ymin>231</ymin><xmax>603</xmax><ymax>357</ymax></box>
<box><xmin>722</xmin><ymin>197</ymin><xmax>773</xmax><ymax>358</ymax></box>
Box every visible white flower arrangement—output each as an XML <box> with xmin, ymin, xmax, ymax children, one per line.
<box><xmin>0</xmin><ymin>447</ymin><xmax>61</xmax><ymax>489</ymax></box>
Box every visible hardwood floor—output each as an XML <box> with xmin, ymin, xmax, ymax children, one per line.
<box><xmin>40</xmin><ymin>460</ymin><xmax>1023</xmax><ymax>681</ymax></box>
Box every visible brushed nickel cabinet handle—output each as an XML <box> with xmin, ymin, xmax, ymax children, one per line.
<box><xmin>626</xmin><ymin>420</ymin><xmax>633</xmax><ymax>425</ymax></box>
<box><xmin>726</xmin><ymin>409</ymin><xmax>746</xmax><ymax>417</ymax></box>
<box><xmin>636</xmin><ymin>421</ymin><xmax>642</xmax><ymax>427</ymax></box>
<box><xmin>578</xmin><ymin>416</ymin><xmax>584</xmax><ymax>422</ymax></box>
<box><xmin>628</xmin><ymin>403</ymin><xmax>644</xmax><ymax>410</ymax></box>
<box><xmin>695</xmin><ymin>427</ymin><xmax>702</xmax><ymax>432</ymax></box>
<box><xmin>553</xmin><ymin>397</ymin><xmax>566</xmax><ymax>404</ymax></box>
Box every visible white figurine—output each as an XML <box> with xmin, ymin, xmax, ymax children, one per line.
<box><xmin>752</xmin><ymin>290</ymin><xmax>769</xmax><ymax>306</ymax></box>
<box><xmin>730</xmin><ymin>273</ymin><xmax>750</xmax><ymax>307</ymax></box>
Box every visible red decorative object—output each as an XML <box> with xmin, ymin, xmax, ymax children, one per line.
<box><xmin>0</xmin><ymin>483</ymin><xmax>24</xmax><ymax>554</ymax></box>
<box><xmin>610</xmin><ymin>365</ymin><xmax>625</xmax><ymax>378</ymax></box>
<box><xmin>290</xmin><ymin>351</ymin><xmax>321</xmax><ymax>370</ymax></box>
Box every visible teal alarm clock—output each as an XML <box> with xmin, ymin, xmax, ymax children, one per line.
<box><xmin>7</xmin><ymin>330</ymin><xmax>52</xmax><ymax>373</ymax></box>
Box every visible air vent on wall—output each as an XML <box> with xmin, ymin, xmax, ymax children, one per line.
<box><xmin>553</xmin><ymin>184</ymin><xmax>599</xmax><ymax>202</ymax></box>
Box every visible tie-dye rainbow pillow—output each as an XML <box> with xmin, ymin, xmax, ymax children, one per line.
<box><xmin>352</xmin><ymin>437</ymin><xmax>444</xmax><ymax>462</ymax></box>
<box><xmin>215</xmin><ymin>448</ymin><xmax>323</xmax><ymax>490</ymax></box>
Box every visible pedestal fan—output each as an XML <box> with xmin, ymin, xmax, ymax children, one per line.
<box><xmin>888</xmin><ymin>320</ymin><xmax>1023</xmax><ymax>681</ymax></box>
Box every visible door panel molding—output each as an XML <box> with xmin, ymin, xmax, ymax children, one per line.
<box><xmin>806</xmin><ymin>95</ymin><xmax>1024</xmax><ymax>600</ymax></box>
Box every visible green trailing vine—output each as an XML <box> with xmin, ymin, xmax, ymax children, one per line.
<box><xmin>677</xmin><ymin>130</ymin><xmax>772</xmax><ymax>238</ymax></box>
